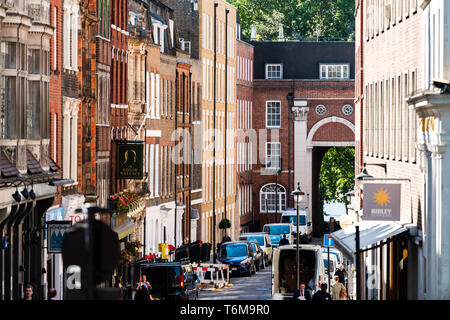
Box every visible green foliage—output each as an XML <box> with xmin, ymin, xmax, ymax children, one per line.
<box><xmin>228</xmin><ymin>0</ymin><xmax>355</xmax><ymax>41</ymax></box>
<box><xmin>219</xmin><ymin>218</ymin><xmax>232</xmax><ymax>230</ymax></box>
<box><xmin>319</xmin><ymin>147</ymin><xmax>355</xmax><ymax>206</ymax></box>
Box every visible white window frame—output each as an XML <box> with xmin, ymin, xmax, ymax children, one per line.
<box><xmin>266</xmin><ymin>100</ymin><xmax>281</xmax><ymax>128</ymax></box>
<box><xmin>319</xmin><ymin>63</ymin><xmax>350</xmax><ymax>80</ymax></box>
<box><xmin>265</xmin><ymin>64</ymin><xmax>283</xmax><ymax>80</ymax></box>
<box><xmin>260</xmin><ymin>183</ymin><xmax>286</xmax><ymax>213</ymax></box>
<box><xmin>266</xmin><ymin>142</ymin><xmax>281</xmax><ymax>170</ymax></box>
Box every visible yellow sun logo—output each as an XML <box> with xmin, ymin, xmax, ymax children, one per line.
<box><xmin>373</xmin><ymin>188</ymin><xmax>391</xmax><ymax>207</ymax></box>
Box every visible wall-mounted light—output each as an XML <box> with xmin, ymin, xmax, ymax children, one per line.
<box><xmin>21</xmin><ymin>188</ymin><xmax>29</xmax><ymax>199</ymax></box>
<box><xmin>12</xmin><ymin>188</ymin><xmax>21</xmax><ymax>202</ymax></box>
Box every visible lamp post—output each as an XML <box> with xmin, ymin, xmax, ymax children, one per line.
<box><xmin>291</xmin><ymin>182</ymin><xmax>304</xmax><ymax>295</ymax></box>
<box><xmin>286</xmin><ymin>93</ymin><xmax>294</xmax><ymax>200</ymax></box>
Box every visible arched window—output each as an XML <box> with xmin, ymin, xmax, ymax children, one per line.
<box><xmin>260</xmin><ymin>184</ymin><xmax>286</xmax><ymax>213</ymax></box>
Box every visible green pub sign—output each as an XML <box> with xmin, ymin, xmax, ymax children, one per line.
<box><xmin>117</xmin><ymin>143</ymin><xmax>144</xmax><ymax>179</ymax></box>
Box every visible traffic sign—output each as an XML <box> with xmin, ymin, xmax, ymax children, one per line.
<box><xmin>323</xmin><ymin>234</ymin><xmax>334</xmax><ymax>247</ymax></box>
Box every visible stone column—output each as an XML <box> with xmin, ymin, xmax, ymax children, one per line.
<box><xmin>292</xmin><ymin>100</ymin><xmax>309</xmax><ymax>208</ymax></box>
<box><xmin>410</xmin><ymin>93</ymin><xmax>450</xmax><ymax>299</ymax></box>
<box><xmin>71</xmin><ymin>101</ymin><xmax>80</xmax><ymax>181</ymax></box>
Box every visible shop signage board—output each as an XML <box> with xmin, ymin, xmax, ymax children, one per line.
<box><xmin>117</xmin><ymin>142</ymin><xmax>144</xmax><ymax>179</ymax></box>
<box><xmin>47</xmin><ymin>221</ymin><xmax>72</xmax><ymax>253</ymax></box>
<box><xmin>363</xmin><ymin>183</ymin><xmax>401</xmax><ymax>221</ymax></box>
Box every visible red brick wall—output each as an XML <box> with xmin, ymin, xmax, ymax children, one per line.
<box><xmin>250</xmin><ymin>79</ymin><xmax>355</xmax><ymax>228</ymax></box>
<box><xmin>312</xmin><ymin>122</ymin><xmax>354</xmax><ymax>141</ymax></box>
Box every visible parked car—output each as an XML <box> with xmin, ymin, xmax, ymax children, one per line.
<box><xmin>280</xmin><ymin>208</ymin><xmax>313</xmax><ymax>243</ymax></box>
<box><xmin>217</xmin><ymin>241</ymin><xmax>257</xmax><ymax>277</ymax></box>
<box><xmin>239</xmin><ymin>232</ymin><xmax>273</xmax><ymax>265</ymax></box>
<box><xmin>135</xmin><ymin>261</ymin><xmax>200</xmax><ymax>300</ymax></box>
<box><xmin>249</xmin><ymin>241</ymin><xmax>265</xmax><ymax>271</ymax></box>
<box><xmin>271</xmin><ymin>244</ymin><xmax>328</xmax><ymax>299</ymax></box>
<box><xmin>263</xmin><ymin>223</ymin><xmax>295</xmax><ymax>244</ymax></box>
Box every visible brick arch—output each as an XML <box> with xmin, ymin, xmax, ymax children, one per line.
<box><xmin>307</xmin><ymin>116</ymin><xmax>355</xmax><ymax>147</ymax></box>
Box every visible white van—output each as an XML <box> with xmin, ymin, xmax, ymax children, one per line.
<box><xmin>239</xmin><ymin>232</ymin><xmax>273</xmax><ymax>265</ymax></box>
<box><xmin>271</xmin><ymin>244</ymin><xmax>327</xmax><ymax>299</ymax></box>
<box><xmin>322</xmin><ymin>250</ymin><xmax>339</xmax><ymax>278</ymax></box>
<box><xmin>280</xmin><ymin>208</ymin><xmax>313</xmax><ymax>243</ymax></box>
<box><xmin>262</xmin><ymin>223</ymin><xmax>295</xmax><ymax>245</ymax></box>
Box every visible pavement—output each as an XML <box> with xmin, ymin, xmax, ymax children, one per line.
<box><xmin>198</xmin><ymin>237</ymin><xmax>355</xmax><ymax>300</ymax></box>
<box><xmin>198</xmin><ymin>264</ymin><xmax>272</xmax><ymax>300</ymax></box>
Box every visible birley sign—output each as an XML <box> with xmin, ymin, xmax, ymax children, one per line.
<box><xmin>363</xmin><ymin>183</ymin><xmax>401</xmax><ymax>221</ymax></box>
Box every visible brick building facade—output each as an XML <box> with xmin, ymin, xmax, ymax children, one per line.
<box><xmin>162</xmin><ymin>0</ymin><xmax>203</xmax><ymax>243</ymax></box>
<box><xmin>353</xmin><ymin>0</ymin><xmax>423</xmax><ymax>300</ymax></box>
<box><xmin>198</xmin><ymin>0</ymin><xmax>238</xmax><ymax>255</ymax></box>
<box><xmin>0</xmin><ymin>0</ymin><xmax>60</xmax><ymax>300</ymax></box>
<box><xmin>250</xmin><ymin>41</ymin><xmax>355</xmax><ymax>234</ymax></box>
<box><xmin>236</xmin><ymin>38</ymin><xmax>254</xmax><ymax>232</ymax></box>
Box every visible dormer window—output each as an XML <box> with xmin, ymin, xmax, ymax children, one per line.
<box><xmin>152</xmin><ymin>19</ymin><xmax>168</xmax><ymax>53</ymax></box>
<box><xmin>320</xmin><ymin>64</ymin><xmax>350</xmax><ymax>79</ymax></box>
<box><xmin>265</xmin><ymin>64</ymin><xmax>283</xmax><ymax>80</ymax></box>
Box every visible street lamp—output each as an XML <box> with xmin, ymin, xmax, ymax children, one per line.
<box><xmin>344</xmin><ymin>190</ymin><xmax>355</xmax><ymax>215</ymax></box>
<box><xmin>291</xmin><ymin>182</ymin><xmax>304</xmax><ymax>296</ymax></box>
<box><xmin>355</xmin><ymin>167</ymin><xmax>373</xmax><ymax>180</ymax></box>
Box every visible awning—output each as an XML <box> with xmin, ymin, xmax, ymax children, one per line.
<box><xmin>330</xmin><ymin>221</ymin><xmax>409</xmax><ymax>258</ymax></box>
<box><xmin>114</xmin><ymin>219</ymin><xmax>136</xmax><ymax>240</ymax></box>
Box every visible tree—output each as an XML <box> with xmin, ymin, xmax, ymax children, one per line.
<box><xmin>317</xmin><ymin>147</ymin><xmax>354</xmax><ymax>234</ymax></box>
<box><xmin>219</xmin><ymin>218</ymin><xmax>231</xmax><ymax>230</ymax></box>
<box><xmin>228</xmin><ymin>0</ymin><xmax>355</xmax><ymax>41</ymax></box>
<box><xmin>319</xmin><ymin>147</ymin><xmax>355</xmax><ymax>207</ymax></box>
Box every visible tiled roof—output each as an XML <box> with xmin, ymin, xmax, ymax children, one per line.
<box><xmin>0</xmin><ymin>149</ymin><xmax>60</xmax><ymax>182</ymax></box>
<box><xmin>27</xmin><ymin>151</ymin><xmax>44</xmax><ymax>175</ymax></box>
<box><xmin>0</xmin><ymin>151</ymin><xmax>20</xmax><ymax>178</ymax></box>
<box><xmin>48</xmin><ymin>157</ymin><xmax>60</xmax><ymax>172</ymax></box>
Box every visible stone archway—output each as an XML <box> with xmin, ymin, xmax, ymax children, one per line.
<box><xmin>305</xmin><ymin>117</ymin><xmax>355</xmax><ymax>237</ymax></box>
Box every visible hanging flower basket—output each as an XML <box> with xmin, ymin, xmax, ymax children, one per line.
<box><xmin>111</xmin><ymin>190</ymin><xmax>140</xmax><ymax>216</ymax></box>
<box><xmin>119</xmin><ymin>240</ymin><xmax>143</xmax><ymax>265</ymax></box>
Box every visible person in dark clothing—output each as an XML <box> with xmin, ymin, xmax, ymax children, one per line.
<box><xmin>22</xmin><ymin>283</ymin><xmax>37</xmax><ymax>300</ymax></box>
<box><xmin>134</xmin><ymin>285</ymin><xmax>151</xmax><ymax>301</ymax></box>
<box><xmin>334</xmin><ymin>264</ymin><xmax>348</xmax><ymax>284</ymax></box>
<box><xmin>279</xmin><ymin>234</ymin><xmax>290</xmax><ymax>246</ymax></box>
<box><xmin>48</xmin><ymin>288</ymin><xmax>57</xmax><ymax>300</ymax></box>
<box><xmin>295</xmin><ymin>283</ymin><xmax>312</xmax><ymax>300</ymax></box>
<box><xmin>312</xmin><ymin>283</ymin><xmax>332</xmax><ymax>301</ymax></box>
<box><xmin>221</xmin><ymin>233</ymin><xmax>232</xmax><ymax>244</ymax></box>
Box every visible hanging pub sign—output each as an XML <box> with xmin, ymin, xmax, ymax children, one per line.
<box><xmin>363</xmin><ymin>183</ymin><xmax>401</xmax><ymax>221</ymax></box>
<box><xmin>117</xmin><ymin>142</ymin><xmax>144</xmax><ymax>179</ymax></box>
<box><xmin>47</xmin><ymin>221</ymin><xmax>72</xmax><ymax>254</ymax></box>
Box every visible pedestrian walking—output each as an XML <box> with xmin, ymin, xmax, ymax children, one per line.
<box><xmin>48</xmin><ymin>288</ymin><xmax>57</xmax><ymax>300</ymax></box>
<box><xmin>137</xmin><ymin>275</ymin><xmax>151</xmax><ymax>292</ymax></box>
<box><xmin>221</xmin><ymin>233</ymin><xmax>231</xmax><ymax>244</ymax></box>
<box><xmin>312</xmin><ymin>283</ymin><xmax>332</xmax><ymax>301</ymax></box>
<box><xmin>331</xmin><ymin>276</ymin><xmax>346</xmax><ymax>300</ymax></box>
<box><xmin>114</xmin><ymin>275</ymin><xmax>123</xmax><ymax>288</ymax></box>
<box><xmin>279</xmin><ymin>234</ymin><xmax>289</xmax><ymax>246</ymax></box>
<box><xmin>334</xmin><ymin>264</ymin><xmax>348</xmax><ymax>285</ymax></box>
<box><xmin>22</xmin><ymin>283</ymin><xmax>36</xmax><ymax>300</ymax></box>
